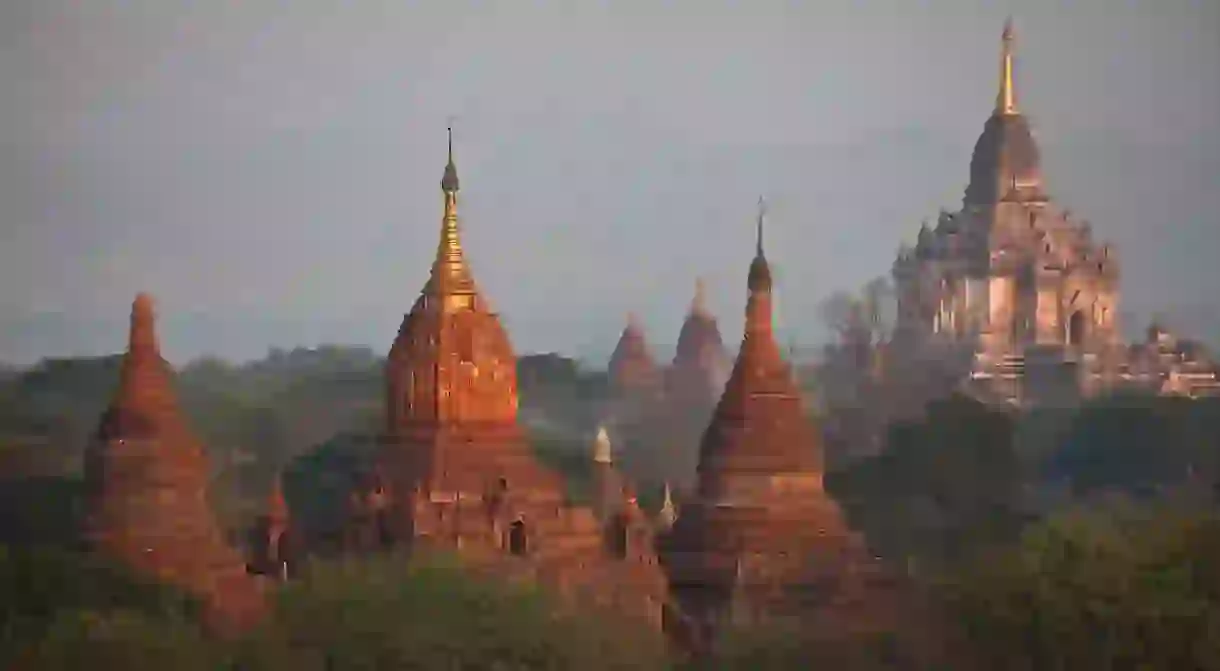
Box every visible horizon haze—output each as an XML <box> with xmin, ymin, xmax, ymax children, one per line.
<box><xmin>3</xmin><ymin>1</ymin><xmax>1218</xmax><ymax>366</ymax></box>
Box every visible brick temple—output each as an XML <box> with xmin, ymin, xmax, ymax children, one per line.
<box><xmin>82</xmin><ymin>293</ymin><xmax>265</xmax><ymax>636</ymax></box>
<box><xmin>350</xmin><ymin>131</ymin><xmax>669</xmax><ymax>626</ymax></box>
<box><xmin>660</xmin><ymin>202</ymin><xmax>902</xmax><ymax>643</ymax></box>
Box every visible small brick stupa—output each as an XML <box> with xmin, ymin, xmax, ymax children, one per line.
<box><xmin>661</xmin><ymin>201</ymin><xmax>900</xmax><ymax>641</ymax></box>
<box><xmin>659</xmin><ymin>278</ymin><xmax>731</xmax><ymax>491</ymax></box>
<box><xmin>83</xmin><ymin>293</ymin><xmax>265</xmax><ymax>636</ymax></box>
<box><xmin>369</xmin><ymin>130</ymin><xmax>670</xmax><ymax>628</ymax></box>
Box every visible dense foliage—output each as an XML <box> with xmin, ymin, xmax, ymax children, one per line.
<box><xmin>940</xmin><ymin>500</ymin><xmax>1220</xmax><ymax>670</ymax></box>
<box><xmin>0</xmin><ymin>548</ymin><xmax>672</xmax><ymax>671</ymax></box>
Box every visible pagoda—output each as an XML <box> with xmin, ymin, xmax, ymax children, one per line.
<box><xmin>661</xmin><ymin>201</ymin><xmax>899</xmax><ymax>638</ymax></box>
<box><xmin>660</xmin><ymin>278</ymin><xmax>731</xmax><ymax>491</ymax></box>
<box><xmin>369</xmin><ymin>130</ymin><xmax>669</xmax><ymax>627</ymax></box>
<box><xmin>83</xmin><ymin>294</ymin><xmax>265</xmax><ymax>636</ymax></box>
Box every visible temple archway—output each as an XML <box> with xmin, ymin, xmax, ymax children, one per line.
<box><xmin>606</xmin><ymin>515</ymin><xmax>629</xmax><ymax>559</ymax></box>
<box><xmin>1068</xmin><ymin>310</ymin><xmax>1086</xmax><ymax>346</ymax></box>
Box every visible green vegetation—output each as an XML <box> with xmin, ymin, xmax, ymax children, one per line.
<box><xmin>939</xmin><ymin>500</ymin><xmax>1220</xmax><ymax>670</ymax></box>
<box><xmin>1</xmin><ymin>548</ymin><xmax>672</xmax><ymax>671</ymax></box>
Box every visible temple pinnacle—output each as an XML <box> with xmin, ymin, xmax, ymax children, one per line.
<box><xmin>755</xmin><ymin>196</ymin><xmax>766</xmax><ymax>257</ymax></box>
<box><xmin>691</xmin><ymin>277</ymin><xmax>709</xmax><ymax>316</ymax></box>
<box><xmin>593</xmin><ymin>425</ymin><xmax>613</xmax><ymax>464</ymax></box>
<box><xmin>996</xmin><ymin>17</ymin><xmax>1018</xmax><ymax>115</ymax></box>
<box><xmin>441</xmin><ymin>124</ymin><xmax>460</xmax><ymax>193</ymax></box>
<box><xmin>129</xmin><ymin>292</ymin><xmax>159</xmax><ymax>355</ymax></box>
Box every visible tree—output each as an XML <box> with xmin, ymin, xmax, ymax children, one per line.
<box><xmin>940</xmin><ymin>500</ymin><xmax>1220</xmax><ymax>670</ymax></box>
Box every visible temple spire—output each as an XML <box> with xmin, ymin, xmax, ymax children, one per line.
<box><xmin>129</xmin><ymin>293</ymin><xmax>160</xmax><ymax>356</ymax></box>
<box><xmin>431</xmin><ymin>125</ymin><xmax>475</xmax><ymax>296</ymax></box>
<box><xmin>755</xmin><ymin>196</ymin><xmax>766</xmax><ymax>257</ymax></box>
<box><xmin>691</xmin><ymin>277</ymin><xmax>708</xmax><ymax>316</ymax></box>
<box><xmin>996</xmin><ymin>17</ymin><xmax>1018</xmax><ymax>116</ymax></box>
<box><xmin>747</xmin><ymin>198</ymin><xmax>773</xmax><ymax>295</ymax></box>
<box><xmin>657</xmin><ymin>482</ymin><xmax>677</xmax><ymax>530</ymax></box>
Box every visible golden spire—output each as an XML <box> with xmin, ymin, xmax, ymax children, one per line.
<box><xmin>430</xmin><ymin>125</ymin><xmax>475</xmax><ymax>296</ymax></box>
<box><xmin>996</xmin><ymin>17</ymin><xmax>1018</xmax><ymax>115</ymax></box>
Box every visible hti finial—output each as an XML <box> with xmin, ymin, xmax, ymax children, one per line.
<box><xmin>996</xmin><ymin>17</ymin><xmax>1018</xmax><ymax>115</ymax></box>
<box><xmin>441</xmin><ymin>120</ymin><xmax>460</xmax><ymax>192</ymax></box>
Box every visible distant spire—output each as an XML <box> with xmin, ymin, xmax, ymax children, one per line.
<box><xmin>755</xmin><ymin>196</ymin><xmax>766</xmax><ymax>257</ymax></box>
<box><xmin>996</xmin><ymin>17</ymin><xmax>1018</xmax><ymax>115</ymax></box>
<box><xmin>747</xmin><ymin>198</ymin><xmax>772</xmax><ymax>294</ymax></box>
<box><xmin>657</xmin><ymin>482</ymin><xmax>677</xmax><ymax>530</ymax></box>
<box><xmin>691</xmin><ymin>277</ymin><xmax>709</xmax><ymax>316</ymax></box>
<box><xmin>592</xmin><ymin>425</ymin><xmax>613</xmax><ymax>464</ymax></box>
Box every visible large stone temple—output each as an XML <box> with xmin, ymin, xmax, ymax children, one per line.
<box><xmin>354</xmin><ymin>130</ymin><xmax>669</xmax><ymax>626</ymax></box>
<box><xmin>887</xmin><ymin>20</ymin><xmax>1217</xmax><ymax>407</ymax></box>
<box><xmin>661</xmin><ymin>202</ymin><xmax>901</xmax><ymax>645</ymax></box>
<box><xmin>83</xmin><ymin>294</ymin><xmax>266</xmax><ymax>636</ymax></box>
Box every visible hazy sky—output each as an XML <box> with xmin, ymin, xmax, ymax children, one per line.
<box><xmin>2</xmin><ymin>1</ymin><xmax>1218</xmax><ymax>365</ymax></box>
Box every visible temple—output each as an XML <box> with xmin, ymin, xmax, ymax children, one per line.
<box><xmin>660</xmin><ymin>279</ymin><xmax>731</xmax><ymax>492</ymax></box>
<box><xmin>83</xmin><ymin>294</ymin><xmax>266</xmax><ymax>636</ymax></box>
<box><xmin>661</xmin><ymin>201</ymin><xmax>899</xmax><ymax>643</ymax></box>
<box><xmin>887</xmin><ymin>21</ymin><xmax>1127</xmax><ymax>408</ymax></box>
<box><xmin>361</xmin><ymin>130</ymin><xmax>669</xmax><ymax>626</ymax></box>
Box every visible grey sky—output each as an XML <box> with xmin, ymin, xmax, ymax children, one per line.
<box><xmin>2</xmin><ymin>1</ymin><xmax>1218</xmax><ymax>365</ymax></box>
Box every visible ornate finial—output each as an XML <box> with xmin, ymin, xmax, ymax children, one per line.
<box><xmin>129</xmin><ymin>292</ymin><xmax>159</xmax><ymax>355</ymax></box>
<box><xmin>996</xmin><ymin>17</ymin><xmax>1018</xmax><ymax>115</ymax></box>
<box><xmin>593</xmin><ymin>425</ymin><xmax>613</xmax><ymax>464</ymax></box>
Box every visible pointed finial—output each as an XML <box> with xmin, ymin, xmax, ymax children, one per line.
<box><xmin>593</xmin><ymin>425</ymin><xmax>612</xmax><ymax>464</ymax></box>
<box><xmin>441</xmin><ymin>121</ymin><xmax>460</xmax><ymax>192</ymax></box>
<box><xmin>129</xmin><ymin>292</ymin><xmax>159</xmax><ymax>355</ymax></box>
<box><xmin>657</xmin><ymin>482</ymin><xmax>677</xmax><ymax>530</ymax></box>
<box><xmin>996</xmin><ymin>17</ymin><xmax>1018</xmax><ymax>115</ymax></box>
<box><xmin>755</xmin><ymin>196</ymin><xmax>767</xmax><ymax>257</ymax></box>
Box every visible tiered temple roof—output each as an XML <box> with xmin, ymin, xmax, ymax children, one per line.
<box><xmin>663</xmin><ymin>201</ymin><xmax>900</xmax><ymax>637</ymax></box>
<box><xmin>84</xmin><ymin>294</ymin><xmax>265</xmax><ymax>636</ymax></box>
